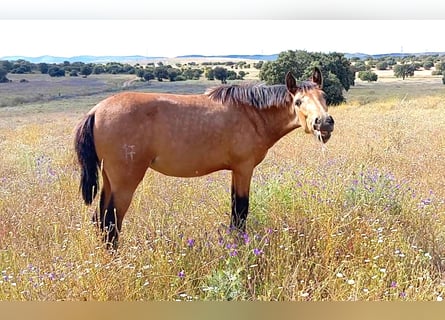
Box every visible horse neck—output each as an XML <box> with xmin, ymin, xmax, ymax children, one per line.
<box><xmin>256</xmin><ymin>104</ymin><xmax>300</xmax><ymax>146</ymax></box>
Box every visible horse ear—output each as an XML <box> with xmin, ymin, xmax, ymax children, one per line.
<box><xmin>311</xmin><ymin>67</ymin><xmax>323</xmax><ymax>88</ymax></box>
<box><xmin>285</xmin><ymin>72</ymin><xmax>298</xmax><ymax>94</ymax></box>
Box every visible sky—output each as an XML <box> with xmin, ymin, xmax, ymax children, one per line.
<box><xmin>1</xmin><ymin>20</ymin><xmax>445</xmax><ymax>58</ymax></box>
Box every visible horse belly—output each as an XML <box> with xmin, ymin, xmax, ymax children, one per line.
<box><xmin>149</xmin><ymin>148</ymin><xmax>229</xmax><ymax>178</ymax></box>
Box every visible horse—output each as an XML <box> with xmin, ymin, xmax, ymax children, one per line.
<box><xmin>74</xmin><ymin>67</ymin><xmax>334</xmax><ymax>248</ymax></box>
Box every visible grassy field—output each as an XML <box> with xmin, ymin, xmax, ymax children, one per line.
<box><xmin>0</xmin><ymin>72</ymin><xmax>444</xmax><ymax>301</ymax></box>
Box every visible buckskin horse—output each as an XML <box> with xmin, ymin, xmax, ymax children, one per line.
<box><xmin>74</xmin><ymin>67</ymin><xmax>334</xmax><ymax>248</ymax></box>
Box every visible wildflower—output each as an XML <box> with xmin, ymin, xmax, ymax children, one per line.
<box><xmin>187</xmin><ymin>238</ymin><xmax>195</xmax><ymax>248</ymax></box>
<box><xmin>178</xmin><ymin>270</ymin><xmax>186</xmax><ymax>279</ymax></box>
<box><xmin>336</xmin><ymin>272</ymin><xmax>344</xmax><ymax>278</ymax></box>
<box><xmin>230</xmin><ymin>249</ymin><xmax>238</xmax><ymax>257</ymax></box>
<box><xmin>347</xmin><ymin>279</ymin><xmax>355</xmax><ymax>285</ymax></box>
<box><xmin>390</xmin><ymin>281</ymin><xmax>397</xmax><ymax>288</ymax></box>
<box><xmin>226</xmin><ymin>243</ymin><xmax>237</xmax><ymax>250</ymax></box>
<box><xmin>242</xmin><ymin>233</ymin><xmax>250</xmax><ymax>244</ymax></box>
<box><xmin>253</xmin><ymin>248</ymin><xmax>263</xmax><ymax>256</ymax></box>
<box><xmin>437</xmin><ymin>296</ymin><xmax>443</xmax><ymax>302</ymax></box>
<box><xmin>420</xmin><ymin>198</ymin><xmax>432</xmax><ymax>207</ymax></box>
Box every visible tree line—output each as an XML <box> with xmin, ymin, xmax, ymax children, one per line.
<box><xmin>0</xmin><ymin>59</ymin><xmax>249</xmax><ymax>83</ymax></box>
<box><xmin>354</xmin><ymin>54</ymin><xmax>445</xmax><ymax>83</ymax></box>
<box><xmin>2</xmin><ymin>51</ymin><xmax>445</xmax><ymax>103</ymax></box>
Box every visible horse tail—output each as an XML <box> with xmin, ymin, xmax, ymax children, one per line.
<box><xmin>74</xmin><ymin>113</ymin><xmax>100</xmax><ymax>205</ymax></box>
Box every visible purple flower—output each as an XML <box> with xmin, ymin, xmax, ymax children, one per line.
<box><xmin>390</xmin><ymin>281</ymin><xmax>397</xmax><ymax>288</ymax></box>
<box><xmin>187</xmin><ymin>238</ymin><xmax>195</xmax><ymax>248</ymax></box>
<box><xmin>230</xmin><ymin>250</ymin><xmax>238</xmax><ymax>257</ymax></box>
<box><xmin>226</xmin><ymin>243</ymin><xmax>237</xmax><ymax>250</ymax></box>
<box><xmin>242</xmin><ymin>233</ymin><xmax>250</xmax><ymax>244</ymax></box>
<box><xmin>253</xmin><ymin>248</ymin><xmax>263</xmax><ymax>256</ymax></box>
<box><xmin>178</xmin><ymin>270</ymin><xmax>186</xmax><ymax>279</ymax></box>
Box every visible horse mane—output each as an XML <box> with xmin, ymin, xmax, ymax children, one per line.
<box><xmin>206</xmin><ymin>81</ymin><xmax>318</xmax><ymax>109</ymax></box>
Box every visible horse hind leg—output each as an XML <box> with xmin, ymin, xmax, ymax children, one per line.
<box><xmin>93</xmin><ymin>170</ymin><xmax>117</xmax><ymax>248</ymax></box>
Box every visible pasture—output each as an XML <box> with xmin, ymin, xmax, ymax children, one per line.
<box><xmin>0</xmin><ymin>72</ymin><xmax>444</xmax><ymax>301</ymax></box>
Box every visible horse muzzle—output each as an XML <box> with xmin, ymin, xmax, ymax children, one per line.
<box><xmin>313</xmin><ymin>115</ymin><xmax>334</xmax><ymax>144</ymax></box>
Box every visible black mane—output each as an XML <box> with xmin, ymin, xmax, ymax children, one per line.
<box><xmin>206</xmin><ymin>81</ymin><xmax>318</xmax><ymax>109</ymax></box>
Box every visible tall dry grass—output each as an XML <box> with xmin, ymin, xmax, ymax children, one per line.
<box><xmin>0</xmin><ymin>76</ymin><xmax>444</xmax><ymax>300</ymax></box>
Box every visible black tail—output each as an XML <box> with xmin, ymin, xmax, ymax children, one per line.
<box><xmin>74</xmin><ymin>113</ymin><xmax>100</xmax><ymax>205</ymax></box>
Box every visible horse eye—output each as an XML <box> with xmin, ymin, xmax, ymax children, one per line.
<box><xmin>295</xmin><ymin>99</ymin><xmax>302</xmax><ymax>107</ymax></box>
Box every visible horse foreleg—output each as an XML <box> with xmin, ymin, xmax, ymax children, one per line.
<box><xmin>230</xmin><ymin>167</ymin><xmax>253</xmax><ymax>232</ymax></box>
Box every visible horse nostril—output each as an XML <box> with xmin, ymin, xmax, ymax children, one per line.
<box><xmin>313</xmin><ymin>117</ymin><xmax>322</xmax><ymax>131</ymax></box>
<box><xmin>326</xmin><ymin>115</ymin><xmax>334</xmax><ymax>125</ymax></box>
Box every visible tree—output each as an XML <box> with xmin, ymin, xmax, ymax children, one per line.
<box><xmin>358</xmin><ymin>70</ymin><xmax>378</xmax><ymax>82</ymax></box>
<box><xmin>166</xmin><ymin>67</ymin><xmax>181</xmax><ymax>81</ymax></box>
<box><xmin>353</xmin><ymin>61</ymin><xmax>368</xmax><ymax>72</ymax></box>
<box><xmin>0</xmin><ymin>60</ymin><xmax>13</xmax><ymax>72</ymax></box>
<box><xmin>423</xmin><ymin>60</ymin><xmax>434</xmax><ymax>70</ymax></box>
<box><xmin>11</xmin><ymin>60</ymin><xmax>32</xmax><ymax>74</ymax></box>
<box><xmin>259</xmin><ymin>50</ymin><xmax>313</xmax><ymax>85</ymax></box>
<box><xmin>254</xmin><ymin>61</ymin><xmax>264</xmax><ymax>69</ymax></box>
<box><xmin>213</xmin><ymin>67</ymin><xmax>228</xmax><ymax>83</ymax></box>
<box><xmin>136</xmin><ymin>68</ymin><xmax>145</xmax><ymax>80</ymax></box>
<box><xmin>322</xmin><ymin>72</ymin><xmax>346</xmax><ymax>105</ymax></box>
<box><xmin>154</xmin><ymin>66</ymin><xmax>168</xmax><ymax>81</ymax></box>
<box><xmin>183</xmin><ymin>68</ymin><xmax>203</xmax><ymax>80</ymax></box>
<box><xmin>259</xmin><ymin>50</ymin><xmax>354</xmax><ymax>105</ymax></box>
<box><xmin>434</xmin><ymin>62</ymin><xmax>445</xmax><ymax>75</ymax></box>
<box><xmin>226</xmin><ymin>70</ymin><xmax>238</xmax><ymax>80</ymax></box>
<box><xmin>93</xmin><ymin>65</ymin><xmax>105</xmax><ymax>74</ymax></box>
<box><xmin>375</xmin><ymin>61</ymin><xmax>388</xmax><ymax>70</ymax></box>
<box><xmin>143</xmin><ymin>70</ymin><xmax>154</xmax><ymax>82</ymax></box>
<box><xmin>48</xmin><ymin>66</ymin><xmax>65</xmax><ymax>77</ymax></box>
<box><xmin>238</xmin><ymin>70</ymin><xmax>247</xmax><ymax>80</ymax></box>
<box><xmin>205</xmin><ymin>68</ymin><xmax>215</xmax><ymax>80</ymax></box>
<box><xmin>393</xmin><ymin>63</ymin><xmax>415</xmax><ymax>80</ymax></box>
<box><xmin>314</xmin><ymin>52</ymin><xmax>355</xmax><ymax>91</ymax></box>
<box><xmin>38</xmin><ymin>63</ymin><xmax>49</xmax><ymax>74</ymax></box>
<box><xmin>0</xmin><ymin>68</ymin><xmax>9</xmax><ymax>83</ymax></box>
<box><xmin>80</xmin><ymin>65</ymin><xmax>93</xmax><ymax>78</ymax></box>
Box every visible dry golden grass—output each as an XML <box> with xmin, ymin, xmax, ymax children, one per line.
<box><xmin>0</xmin><ymin>74</ymin><xmax>444</xmax><ymax>301</ymax></box>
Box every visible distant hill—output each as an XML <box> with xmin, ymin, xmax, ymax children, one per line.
<box><xmin>0</xmin><ymin>55</ymin><xmax>166</xmax><ymax>64</ymax></box>
<box><xmin>345</xmin><ymin>52</ymin><xmax>445</xmax><ymax>59</ymax></box>
<box><xmin>176</xmin><ymin>54</ymin><xmax>279</xmax><ymax>61</ymax></box>
<box><xmin>0</xmin><ymin>54</ymin><xmax>278</xmax><ymax>64</ymax></box>
<box><xmin>2</xmin><ymin>52</ymin><xmax>445</xmax><ymax>64</ymax></box>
